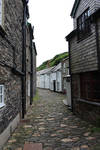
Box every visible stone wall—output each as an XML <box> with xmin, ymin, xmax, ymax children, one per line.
<box><xmin>0</xmin><ymin>0</ymin><xmax>23</xmax><ymax>135</ymax></box>
<box><xmin>26</xmin><ymin>24</ymin><xmax>31</xmax><ymax>109</ymax></box>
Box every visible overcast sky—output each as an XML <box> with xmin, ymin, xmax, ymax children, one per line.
<box><xmin>29</xmin><ymin>0</ymin><xmax>75</xmax><ymax>67</ymax></box>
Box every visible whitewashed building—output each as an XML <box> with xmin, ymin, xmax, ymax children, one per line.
<box><xmin>37</xmin><ymin>63</ymin><xmax>63</xmax><ymax>92</ymax></box>
<box><xmin>37</xmin><ymin>67</ymin><xmax>54</xmax><ymax>89</ymax></box>
<box><xmin>37</xmin><ymin>58</ymin><xmax>70</xmax><ymax>94</ymax></box>
<box><xmin>50</xmin><ymin>63</ymin><xmax>62</xmax><ymax>92</ymax></box>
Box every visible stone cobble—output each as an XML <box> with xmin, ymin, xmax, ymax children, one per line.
<box><xmin>3</xmin><ymin>89</ymin><xmax>100</xmax><ymax>150</ymax></box>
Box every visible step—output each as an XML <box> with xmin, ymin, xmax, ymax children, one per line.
<box><xmin>23</xmin><ymin>143</ymin><xmax>42</xmax><ymax>150</ymax></box>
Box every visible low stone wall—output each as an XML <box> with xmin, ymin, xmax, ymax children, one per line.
<box><xmin>0</xmin><ymin>113</ymin><xmax>20</xmax><ymax>149</ymax></box>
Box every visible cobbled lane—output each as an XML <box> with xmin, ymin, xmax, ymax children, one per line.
<box><xmin>3</xmin><ymin>89</ymin><xmax>100</xmax><ymax>150</ymax></box>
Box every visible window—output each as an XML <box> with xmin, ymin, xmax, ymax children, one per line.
<box><xmin>0</xmin><ymin>85</ymin><xmax>5</xmax><ymax>107</ymax></box>
<box><xmin>80</xmin><ymin>72</ymin><xmax>100</xmax><ymax>102</ymax></box>
<box><xmin>77</xmin><ymin>8</ymin><xmax>91</xmax><ymax>40</ymax></box>
<box><xmin>63</xmin><ymin>63</ymin><xmax>66</xmax><ymax>73</ymax></box>
<box><xmin>28</xmin><ymin>80</ymin><xmax>30</xmax><ymax>97</ymax></box>
<box><xmin>64</xmin><ymin>79</ymin><xmax>66</xmax><ymax>89</ymax></box>
<box><xmin>67</xmin><ymin>67</ymin><xmax>70</xmax><ymax>75</ymax></box>
<box><xmin>57</xmin><ymin>82</ymin><xmax>59</xmax><ymax>90</ymax></box>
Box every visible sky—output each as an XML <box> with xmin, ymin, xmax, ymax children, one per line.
<box><xmin>28</xmin><ymin>0</ymin><xmax>75</xmax><ymax>67</ymax></box>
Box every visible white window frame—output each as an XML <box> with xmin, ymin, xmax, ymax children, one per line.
<box><xmin>0</xmin><ymin>85</ymin><xmax>5</xmax><ymax>108</ymax></box>
<box><xmin>0</xmin><ymin>0</ymin><xmax>4</xmax><ymax>28</ymax></box>
<box><xmin>63</xmin><ymin>63</ymin><xmax>66</xmax><ymax>73</ymax></box>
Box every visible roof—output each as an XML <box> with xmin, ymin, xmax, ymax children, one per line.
<box><xmin>61</xmin><ymin>57</ymin><xmax>69</xmax><ymax>62</ymax></box>
<box><xmin>52</xmin><ymin>63</ymin><xmax>62</xmax><ymax>72</ymax></box>
<box><xmin>37</xmin><ymin>67</ymin><xmax>55</xmax><ymax>75</ymax></box>
<box><xmin>65</xmin><ymin>29</ymin><xmax>77</xmax><ymax>41</ymax></box>
<box><xmin>70</xmin><ymin>0</ymin><xmax>81</xmax><ymax>18</ymax></box>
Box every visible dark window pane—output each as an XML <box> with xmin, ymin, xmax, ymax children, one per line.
<box><xmin>80</xmin><ymin>72</ymin><xmax>100</xmax><ymax>102</ymax></box>
<box><xmin>77</xmin><ymin>8</ymin><xmax>91</xmax><ymax>40</ymax></box>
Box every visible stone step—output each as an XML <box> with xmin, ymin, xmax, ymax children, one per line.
<box><xmin>23</xmin><ymin>143</ymin><xmax>42</xmax><ymax>150</ymax></box>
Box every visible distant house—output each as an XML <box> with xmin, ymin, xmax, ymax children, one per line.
<box><xmin>50</xmin><ymin>63</ymin><xmax>62</xmax><ymax>92</ymax></box>
<box><xmin>37</xmin><ymin>67</ymin><xmax>54</xmax><ymax>89</ymax></box>
<box><xmin>62</xmin><ymin>58</ymin><xmax>69</xmax><ymax>94</ymax></box>
<box><xmin>66</xmin><ymin>0</ymin><xmax>100</xmax><ymax>124</ymax></box>
<box><xmin>37</xmin><ymin>58</ymin><xmax>69</xmax><ymax>93</ymax></box>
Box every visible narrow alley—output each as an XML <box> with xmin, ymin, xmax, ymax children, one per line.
<box><xmin>3</xmin><ymin>89</ymin><xmax>100</xmax><ymax>150</ymax></box>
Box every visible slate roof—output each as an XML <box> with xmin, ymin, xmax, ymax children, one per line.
<box><xmin>37</xmin><ymin>67</ymin><xmax>55</xmax><ymax>75</ymax></box>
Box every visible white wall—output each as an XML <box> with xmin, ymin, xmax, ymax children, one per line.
<box><xmin>37</xmin><ymin>75</ymin><xmax>40</xmax><ymax>87</ymax></box>
<box><xmin>40</xmin><ymin>75</ymin><xmax>45</xmax><ymax>88</ymax></box>
<box><xmin>56</xmin><ymin>71</ymin><xmax>62</xmax><ymax>92</ymax></box>
<box><xmin>44</xmin><ymin>74</ymin><xmax>50</xmax><ymax>89</ymax></box>
<box><xmin>50</xmin><ymin>72</ymin><xmax>56</xmax><ymax>90</ymax></box>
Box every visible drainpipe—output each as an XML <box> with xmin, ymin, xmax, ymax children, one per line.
<box><xmin>22</xmin><ymin>0</ymin><xmax>27</xmax><ymax>118</ymax></box>
<box><xmin>68</xmin><ymin>41</ymin><xmax>73</xmax><ymax>112</ymax></box>
<box><xmin>30</xmin><ymin>26</ymin><xmax>33</xmax><ymax>105</ymax></box>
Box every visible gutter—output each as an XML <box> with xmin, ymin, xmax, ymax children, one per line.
<box><xmin>30</xmin><ymin>26</ymin><xmax>34</xmax><ymax>105</ymax></box>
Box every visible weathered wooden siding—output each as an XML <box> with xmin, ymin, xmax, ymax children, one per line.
<box><xmin>70</xmin><ymin>23</ymin><xmax>98</xmax><ymax>74</ymax></box>
<box><xmin>97</xmin><ymin>18</ymin><xmax>100</xmax><ymax>68</ymax></box>
<box><xmin>72</xmin><ymin>74</ymin><xmax>100</xmax><ymax>125</ymax></box>
<box><xmin>73</xmin><ymin>0</ymin><xmax>100</xmax><ymax>29</ymax></box>
<box><xmin>95</xmin><ymin>0</ymin><xmax>100</xmax><ymax>10</ymax></box>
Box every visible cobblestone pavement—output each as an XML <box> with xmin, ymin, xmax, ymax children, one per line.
<box><xmin>3</xmin><ymin>89</ymin><xmax>100</xmax><ymax>150</ymax></box>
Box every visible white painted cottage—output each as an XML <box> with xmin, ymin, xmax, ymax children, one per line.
<box><xmin>50</xmin><ymin>63</ymin><xmax>62</xmax><ymax>92</ymax></box>
<box><xmin>37</xmin><ymin>67</ymin><xmax>54</xmax><ymax>89</ymax></box>
<box><xmin>37</xmin><ymin>58</ymin><xmax>70</xmax><ymax>95</ymax></box>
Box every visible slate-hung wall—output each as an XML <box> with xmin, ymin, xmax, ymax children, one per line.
<box><xmin>66</xmin><ymin>0</ymin><xmax>100</xmax><ymax>124</ymax></box>
<box><xmin>73</xmin><ymin>0</ymin><xmax>100</xmax><ymax>29</ymax></box>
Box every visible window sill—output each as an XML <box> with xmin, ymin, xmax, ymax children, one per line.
<box><xmin>78</xmin><ymin>99</ymin><xmax>100</xmax><ymax>106</ymax></box>
<box><xmin>0</xmin><ymin>103</ymin><xmax>5</xmax><ymax>108</ymax></box>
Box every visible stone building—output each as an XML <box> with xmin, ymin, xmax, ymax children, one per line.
<box><xmin>66</xmin><ymin>0</ymin><xmax>100</xmax><ymax>124</ymax></box>
<box><xmin>33</xmin><ymin>42</ymin><xmax>37</xmax><ymax>98</ymax></box>
<box><xmin>0</xmin><ymin>0</ymin><xmax>37</xmax><ymax>148</ymax></box>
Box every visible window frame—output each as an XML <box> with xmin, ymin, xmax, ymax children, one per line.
<box><xmin>0</xmin><ymin>84</ymin><xmax>5</xmax><ymax>108</ymax></box>
<box><xmin>77</xmin><ymin>8</ymin><xmax>91</xmax><ymax>40</ymax></box>
<box><xmin>0</xmin><ymin>0</ymin><xmax>4</xmax><ymax>27</ymax></box>
<box><xmin>63</xmin><ymin>63</ymin><xmax>66</xmax><ymax>73</ymax></box>
<box><xmin>80</xmin><ymin>72</ymin><xmax>100</xmax><ymax>103</ymax></box>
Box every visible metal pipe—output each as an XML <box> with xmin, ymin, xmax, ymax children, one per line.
<box><xmin>68</xmin><ymin>41</ymin><xmax>73</xmax><ymax>112</ymax></box>
<box><xmin>22</xmin><ymin>0</ymin><xmax>27</xmax><ymax>118</ymax></box>
<box><xmin>30</xmin><ymin>26</ymin><xmax>33</xmax><ymax>105</ymax></box>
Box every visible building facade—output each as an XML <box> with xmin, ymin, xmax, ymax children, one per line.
<box><xmin>37</xmin><ymin>58</ymin><xmax>69</xmax><ymax>93</ymax></box>
<box><xmin>66</xmin><ymin>0</ymin><xmax>100</xmax><ymax>124</ymax></box>
<box><xmin>0</xmin><ymin>0</ymin><xmax>37</xmax><ymax>148</ymax></box>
